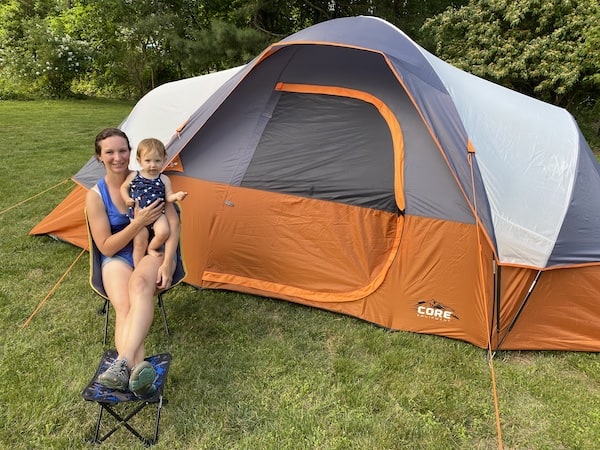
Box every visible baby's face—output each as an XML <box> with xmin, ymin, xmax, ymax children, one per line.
<box><xmin>138</xmin><ymin>149</ymin><xmax>165</xmax><ymax>177</ymax></box>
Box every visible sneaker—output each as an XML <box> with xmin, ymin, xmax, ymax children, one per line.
<box><xmin>129</xmin><ymin>361</ymin><xmax>156</xmax><ymax>397</ymax></box>
<box><xmin>98</xmin><ymin>358</ymin><xmax>129</xmax><ymax>391</ymax></box>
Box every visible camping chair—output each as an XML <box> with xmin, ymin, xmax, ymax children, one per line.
<box><xmin>86</xmin><ymin>205</ymin><xmax>186</xmax><ymax>345</ymax></box>
<box><xmin>81</xmin><ymin>348</ymin><xmax>171</xmax><ymax>446</ymax></box>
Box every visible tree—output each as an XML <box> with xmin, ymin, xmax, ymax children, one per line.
<box><xmin>0</xmin><ymin>0</ymin><xmax>90</xmax><ymax>97</ymax></box>
<box><xmin>0</xmin><ymin>0</ymin><xmax>476</xmax><ymax>99</ymax></box>
<box><xmin>421</xmin><ymin>0</ymin><xmax>600</xmax><ymax>106</ymax></box>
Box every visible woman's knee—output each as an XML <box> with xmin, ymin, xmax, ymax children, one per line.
<box><xmin>102</xmin><ymin>262</ymin><xmax>133</xmax><ymax>310</ymax></box>
<box><xmin>107</xmin><ymin>289</ymin><xmax>131</xmax><ymax>315</ymax></box>
<box><xmin>129</xmin><ymin>267</ymin><xmax>158</xmax><ymax>297</ymax></box>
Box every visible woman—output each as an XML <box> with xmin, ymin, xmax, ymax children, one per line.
<box><xmin>86</xmin><ymin>128</ymin><xmax>180</xmax><ymax>396</ymax></box>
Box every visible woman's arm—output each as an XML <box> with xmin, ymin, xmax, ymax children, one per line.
<box><xmin>86</xmin><ymin>188</ymin><xmax>164</xmax><ymax>257</ymax></box>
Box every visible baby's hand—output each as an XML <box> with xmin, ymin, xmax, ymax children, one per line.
<box><xmin>126</xmin><ymin>198</ymin><xmax>135</xmax><ymax>207</ymax></box>
<box><xmin>175</xmin><ymin>191</ymin><xmax>188</xmax><ymax>201</ymax></box>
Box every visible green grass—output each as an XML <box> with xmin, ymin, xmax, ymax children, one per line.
<box><xmin>1</xmin><ymin>99</ymin><xmax>599</xmax><ymax>449</ymax></box>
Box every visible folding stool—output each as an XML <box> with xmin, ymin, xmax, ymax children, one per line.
<box><xmin>81</xmin><ymin>349</ymin><xmax>172</xmax><ymax>446</ymax></box>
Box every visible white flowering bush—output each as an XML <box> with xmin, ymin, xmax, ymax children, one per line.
<box><xmin>0</xmin><ymin>15</ymin><xmax>92</xmax><ymax>97</ymax></box>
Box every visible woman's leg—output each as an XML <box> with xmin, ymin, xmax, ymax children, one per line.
<box><xmin>102</xmin><ymin>260</ymin><xmax>134</xmax><ymax>355</ymax></box>
<box><xmin>98</xmin><ymin>260</ymin><xmax>134</xmax><ymax>390</ymax></box>
<box><xmin>122</xmin><ymin>253</ymin><xmax>164</xmax><ymax>366</ymax></box>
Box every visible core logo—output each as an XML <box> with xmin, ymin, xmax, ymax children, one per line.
<box><xmin>415</xmin><ymin>300</ymin><xmax>459</xmax><ymax>321</ymax></box>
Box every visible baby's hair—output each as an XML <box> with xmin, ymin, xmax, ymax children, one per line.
<box><xmin>137</xmin><ymin>138</ymin><xmax>167</xmax><ymax>159</ymax></box>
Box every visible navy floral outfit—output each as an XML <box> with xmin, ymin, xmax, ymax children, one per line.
<box><xmin>128</xmin><ymin>172</ymin><xmax>165</xmax><ymax>219</ymax></box>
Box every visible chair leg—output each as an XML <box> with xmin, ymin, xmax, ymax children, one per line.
<box><xmin>102</xmin><ymin>299</ymin><xmax>110</xmax><ymax>346</ymax></box>
<box><xmin>97</xmin><ymin>299</ymin><xmax>110</xmax><ymax>346</ymax></box>
<box><xmin>100</xmin><ymin>295</ymin><xmax>169</xmax><ymax>346</ymax></box>
<box><xmin>157</xmin><ymin>293</ymin><xmax>170</xmax><ymax>337</ymax></box>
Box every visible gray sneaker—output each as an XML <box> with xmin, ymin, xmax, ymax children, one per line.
<box><xmin>129</xmin><ymin>361</ymin><xmax>156</xmax><ymax>397</ymax></box>
<box><xmin>98</xmin><ymin>358</ymin><xmax>129</xmax><ymax>391</ymax></box>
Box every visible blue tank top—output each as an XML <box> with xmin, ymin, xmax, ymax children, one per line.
<box><xmin>97</xmin><ymin>178</ymin><xmax>134</xmax><ymax>267</ymax></box>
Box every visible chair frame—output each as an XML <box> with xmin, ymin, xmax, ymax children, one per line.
<box><xmin>85</xmin><ymin>204</ymin><xmax>186</xmax><ymax>345</ymax></box>
<box><xmin>99</xmin><ymin>293</ymin><xmax>171</xmax><ymax>346</ymax></box>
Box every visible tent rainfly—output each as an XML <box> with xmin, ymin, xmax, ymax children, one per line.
<box><xmin>31</xmin><ymin>16</ymin><xmax>600</xmax><ymax>351</ymax></box>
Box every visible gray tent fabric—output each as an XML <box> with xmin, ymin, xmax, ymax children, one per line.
<box><xmin>549</xmin><ymin>135</ymin><xmax>600</xmax><ymax>265</ymax></box>
<box><xmin>177</xmin><ymin>42</ymin><xmax>475</xmax><ymax>223</ymax></box>
<box><xmin>241</xmin><ymin>92</ymin><xmax>397</xmax><ymax>212</ymax></box>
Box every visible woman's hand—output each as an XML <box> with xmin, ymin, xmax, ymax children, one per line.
<box><xmin>133</xmin><ymin>199</ymin><xmax>164</xmax><ymax>227</ymax></box>
<box><xmin>156</xmin><ymin>257</ymin><xmax>175</xmax><ymax>290</ymax></box>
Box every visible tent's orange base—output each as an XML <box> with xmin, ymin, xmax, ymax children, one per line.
<box><xmin>29</xmin><ymin>184</ymin><xmax>89</xmax><ymax>250</ymax></box>
<box><xmin>170</xmin><ymin>176</ymin><xmax>493</xmax><ymax>348</ymax></box>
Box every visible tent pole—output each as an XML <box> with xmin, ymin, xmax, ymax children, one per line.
<box><xmin>495</xmin><ymin>269</ymin><xmax>542</xmax><ymax>352</ymax></box>
<box><xmin>495</xmin><ymin>261</ymin><xmax>501</xmax><ymax>338</ymax></box>
<box><xmin>489</xmin><ymin>260</ymin><xmax>502</xmax><ymax>342</ymax></box>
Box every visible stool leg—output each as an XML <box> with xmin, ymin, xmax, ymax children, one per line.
<box><xmin>152</xmin><ymin>395</ymin><xmax>164</xmax><ymax>444</ymax></box>
<box><xmin>92</xmin><ymin>403</ymin><xmax>104</xmax><ymax>443</ymax></box>
<box><xmin>100</xmin><ymin>402</ymin><xmax>151</xmax><ymax>445</ymax></box>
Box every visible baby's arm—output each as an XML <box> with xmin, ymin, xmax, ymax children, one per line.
<box><xmin>120</xmin><ymin>171</ymin><xmax>137</xmax><ymax>207</ymax></box>
<box><xmin>162</xmin><ymin>174</ymin><xmax>188</xmax><ymax>203</ymax></box>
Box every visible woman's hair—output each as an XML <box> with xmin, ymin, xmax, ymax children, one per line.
<box><xmin>94</xmin><ymin>127</ymin><xmax>131</xmax><ymax>157</ymax></box>
<box><xmin>137</xmin><ymin>138</ymin><xmax>167</xmax><ymax>159</ymax></box>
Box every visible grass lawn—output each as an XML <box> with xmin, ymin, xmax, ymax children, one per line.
<box><xmin>0</xmin><ymin>99</ymin><xmax>599</xmax><ymax>449</ymax></box>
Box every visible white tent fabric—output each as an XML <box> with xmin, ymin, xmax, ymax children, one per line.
<box><xmin>422</xmin><ymin>52</ymin><xmax>579</xmax><ymax>267</ymax></box>
<box><xmin>120</xmin><ymin>66</ymin><xmax>244</xmax><ymax>170</ymax></box>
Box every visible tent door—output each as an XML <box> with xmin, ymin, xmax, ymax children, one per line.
<box><xmin>203</xmin><ymin>82</ymin><xmax>406</xmax><ymax>302</ymax></box>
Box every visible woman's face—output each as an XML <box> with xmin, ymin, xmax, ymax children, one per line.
<box><xmin>98</xmin><ymin>135</ymin><xmax>130</xmax><ymax>175</ymax></box>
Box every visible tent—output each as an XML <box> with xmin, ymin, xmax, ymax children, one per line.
<box><xmin>31</xmin><ymin>16</ymin><xmax>600</xmax><ymax>351</ymax></box>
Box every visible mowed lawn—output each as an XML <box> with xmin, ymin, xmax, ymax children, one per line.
<box><xmin>0</xmin><ymin>99</ymin><xmax>599</xmax><ymax>449</ymax></box>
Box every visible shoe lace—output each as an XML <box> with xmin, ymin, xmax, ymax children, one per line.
<box><xmin>106</xmin><ymin>359</ymin><xmax>128</xmax><ymax>378</ymax></box>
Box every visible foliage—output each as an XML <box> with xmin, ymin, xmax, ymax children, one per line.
<box><xmin>421</xmin><ymin>0</ymin><xmax>600</xmax><ymax>107</ymax></box>
<box><xmin>0</xmin><ymin>0</ymin><xmax>463</xmax><ymax>99</ymax></box>
<box><xmin>177</xmin><ymin>18</ymin><xmax>270</xmax><ymax>73</ymax></box>
<box><xmin>0</xmin><ymin>0</ymin><xmax>93</xmax><ymax>97</ymax></box>
<box><xmin>0</xmin><ymin>0</ymin><xmax>597</xmax><ymax>112</ymax></box>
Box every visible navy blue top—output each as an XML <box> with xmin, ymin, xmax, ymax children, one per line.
<box><xmin>96</xmin><ymin>177</ymin><xmax>134</xmax><ymax>267</ymax></box>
